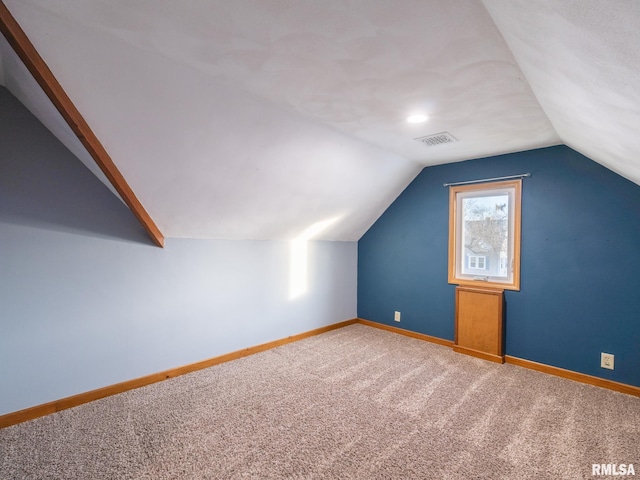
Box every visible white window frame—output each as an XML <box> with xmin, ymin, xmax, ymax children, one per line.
<box><xmin>468</xmin><ymin>255</ymin><xmax>486</xmax><ymax>270</ymax></box>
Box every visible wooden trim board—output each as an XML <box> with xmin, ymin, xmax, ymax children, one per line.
<box><xmin>452</xmin><ymin>345</ymin><xmax>505</xmax><ymax>364</ymax></box>
<box><xmin>357</xmin><ymin>319</ymin><xmax>637</xmax><ymax>396</ymax></box>
<box><xmin>504</xmin><ymin>355</ymin><xmax>640</xmax><ymax>397</ymax></box>
<box><xmin>0</xmin><ymin>319</ymin><xmax>358</xmax><ymax>429</ymax></box>
<box><xmin>357</xmin><ymin>318</ymin><xmax>454</xmax><ymax>347</ymax></box>
<box><xmin>0</xmin><ymin>1</ymin><xmax>164</xmax><ymax>247</ymax></box>
<box><xmin>2</xmin><ymin>318</ymin><xmax>638</xmax><ymax>429</ymax></box>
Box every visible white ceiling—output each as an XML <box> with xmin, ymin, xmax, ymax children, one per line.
<box><xmin>1</xmin><ymin>0</ymin><xmax>638</xmax><ymax>241</ymax></box>
<box><xmin>483</xmin><ymin>0</ymin><xmax>640</xmax><ymax>188</ymax></box>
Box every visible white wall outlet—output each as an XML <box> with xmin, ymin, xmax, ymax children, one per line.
<box><xmin>394</xmin><ymin>311</ymin><xmax>401</xmax><ymax>322</ymax></box>
<box><xmin>601</xmin><ymin>352</ymin><xmax>614</xmax><ymax>370</ymax></box>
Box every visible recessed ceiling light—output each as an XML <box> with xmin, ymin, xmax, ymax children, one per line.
<box><xmin>406</xmin><ymin>114</ymin><xmax>429</xmax><ymax>124</ymax></box>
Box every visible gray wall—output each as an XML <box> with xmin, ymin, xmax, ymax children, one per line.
<box><xmin>0</xmin><ymin>87</ymin><xmax>357</xmax><ymax>415</ymax></box>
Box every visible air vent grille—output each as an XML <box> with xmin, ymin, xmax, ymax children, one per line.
<box><xmin>415</xmin><ymin>132</ymin><xmax>458</xmax><ymax>147</ymax></box>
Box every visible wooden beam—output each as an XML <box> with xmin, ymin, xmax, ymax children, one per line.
<box><xmin>0</xmin><ymin>1</ymin><xmax>164</xmax><ymax>247</ymax></box>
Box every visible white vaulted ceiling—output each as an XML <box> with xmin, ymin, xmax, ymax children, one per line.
<box><xmin>1</xmin><ymin>1</ymin><xmax>638</xmax><ymax>241</ymax></box>
<box><xmin>483</xmin><ymin>0</ymin><xmax>640</xmax><ymax>186</ymax></box>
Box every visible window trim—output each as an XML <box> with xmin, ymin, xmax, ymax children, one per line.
<box><xmin>448</xmin><ymin>179</ymin><xmax>522</xmax><ymax>291</ymax></box>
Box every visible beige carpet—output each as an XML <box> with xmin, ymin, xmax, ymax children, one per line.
<box><xmin>1</xmin><ymin>324</ymin><xmax>638</xmax><ymax>479</ymax></box>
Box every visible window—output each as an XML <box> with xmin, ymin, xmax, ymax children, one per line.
<box><xmin>468</xmin><ymin>255</ymin><xmax>486</xmax><ymax>270</ymax></box>
<box><xmin>448</xmin><ymin>180</ymin><xmax>522</xmax><ymax>290</ymax></box>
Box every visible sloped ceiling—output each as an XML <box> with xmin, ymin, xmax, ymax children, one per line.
<box><xmin>483</xmin><ymin>0</ymin><xmax>640</xmax><ymax>189</ymax></box>
<box><xmin>1</xmin><ymin>1</ymin><xmax>637</xmax><ymax>241</ymax></box>
<box><xmin>0</xmin><ymin>34</ymin><xmax>123</xmax><ymax>201</ymax></box>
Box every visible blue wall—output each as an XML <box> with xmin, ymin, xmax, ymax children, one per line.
<box><xmin>0</xmin><ymin>87</ymin><xmax>357</xmax><ymax>415</ymax></box>
<box><xmin>358</xmin><ymin>146</ymin><xmax>640</xmax><ymax>387</ymax></box>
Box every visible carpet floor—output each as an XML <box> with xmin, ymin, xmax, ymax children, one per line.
<box><xmin>1</xmin><ymin>324</ymin><xmax>638</xmax><ymax>479</ymax></box>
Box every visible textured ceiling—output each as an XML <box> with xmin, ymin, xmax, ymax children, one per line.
<box><xmin>483</xmin><ymin>0</ymin><xmax>640</xmax><ymax>187</ymax></box>
<box><xmin>1</xmin><ymin>1</ymin><xmax>637</xmax><ymax>241</ymax></box>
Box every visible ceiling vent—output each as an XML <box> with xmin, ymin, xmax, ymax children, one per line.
<box><xmin>415</xmin><ymin>132</ymin><xmax>458</xmax><ymax>147</ymax></box>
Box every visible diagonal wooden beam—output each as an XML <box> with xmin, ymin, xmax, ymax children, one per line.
<box><xmin>0</xmin><ymin>1</ymin><xmax>164</xmax><ymax>247</ymax></box>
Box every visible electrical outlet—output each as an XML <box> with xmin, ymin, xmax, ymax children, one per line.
<box><xmin>601</xmin><ymin>352</ymin><xmax>614</xmax><ymax>370</ymax></box>
<box><xmin>394</xmin><ymin>311</ymin><xmax>401</xmax><ymax>322</ymax></box>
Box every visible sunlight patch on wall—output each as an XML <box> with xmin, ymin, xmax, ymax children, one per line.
<box><xmin>289</xmin><ymin>217</ymin><xmax>339</xmax><ymax>300</ymax></box>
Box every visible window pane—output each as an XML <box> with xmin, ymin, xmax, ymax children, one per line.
<box><xmin>460</xmin><ymin>194</ymin><xmax>509</xmax><ymax>278</ymax></box>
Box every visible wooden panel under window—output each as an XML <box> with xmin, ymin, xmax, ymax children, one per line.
<box><xmin>453</xmin><ymin>286</ymin><xmax>504</xmax><ymax>363</ymax></box>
